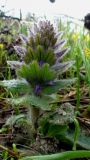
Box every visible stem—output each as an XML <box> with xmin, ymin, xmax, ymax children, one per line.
<box><xmin>20</xmin><ymin>150</ymin><xmax>90</xmax><ymax>160</ymax></box>
<box><xmin>76</xmin><ymin>55</ymin><xmax>80</xmax><ymax>110</ymax></box>
<box><xmin>72</xmin><ymin>118</ymin><xmax>79</xmax><ymax>150</ymax></box>
<box><xmin>28</xmin><ymin>106</ymin><xmax>40</xmax><ymax>129</ymax></box>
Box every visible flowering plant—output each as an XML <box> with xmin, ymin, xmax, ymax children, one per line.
<box><xmin>0</xmin><ymin>20</ymin><xmax>75</xmax><ymax>128</ymax></box>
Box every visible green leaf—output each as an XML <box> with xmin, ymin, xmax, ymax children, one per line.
<box><xmin>36</xmin><ymin>45</ymin><xmax>45</xmax><ymax>61</ymax></box>
<box><xmin>64</xmin><ymin>129</ymin><xmax>90</xmax><ymax>150</ymax></box>
<box><xmin>4</xmin><ymin>114</ymin><xmax>25</xmax><ymax>127</ymax></box>
<box><xmin>35</xmin><ymin>34</ymin><xmax>41</xmax><ymax>46</ymax></box>
<box><xmin>49</xmin><ymin>103</ymin><xmax>75</xmax><ymax>125</ymax></box>
<box><xmin>28</xmin><ymin>61</ymin><xmax>40</xmax><ymax>82</ymax></box>
<box><xmin>17</xmin><ymin>61</ymin><xmax>55</xmax><ymax>86</ymax></box>
<box><xmin>44</xmin><ymin>48</ymin><xmax>55</xmax><ymax>65</ymax></box>
<box><xmin>41</xmin><ymin>63</ymin><xmax>55</xmax><ymax>81</ymax></box>
<box><xmin>17</xmin><ymin>64</ymin><xmax>31</xmax><ymax>81</ymax></box>
<box><xmin>24</xmin><ymin>47</ymin><xmax>35</xmax><ymax>63</ymax></box>
<box><xmin>43</xmin><ymin>78</ymin><xmax>76</xmax><ymax>94</ymax></box>
<box><xmin>47</xmin><ymin>124</ymin><xmax>68</xmax><ymax>137</ymax></box>
<box><xmin>19</xmin><ymin>150</ymin><xmax>90</xmax><ymax>160</ymax></box>
<box><xmin>0</xmin><ymin>79</ymin><xmax>32</xmax><ymax>94</ymax></box>
<box><xmin>39</xmin><ymin>103</ymin><xmax>74</xmax><ymax>136</ymax></box>
<box><xmin>8</xmin><ymin>95</ymin><xmax>53</xmax><ymax>110</ymax></box>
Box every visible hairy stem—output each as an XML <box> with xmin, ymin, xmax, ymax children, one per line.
<box><xmin>28</xmin><ymin>106</ymin><xmax>40</xmax><ymax>129</ymax></box>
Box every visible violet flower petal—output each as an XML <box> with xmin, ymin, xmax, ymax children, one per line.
<box><xmin>34</xmin><ymin>84</ymin><xmax>42</xmax><ymax>95</ymax></box>
<box><xmin>7</xmin><ymin>61</ymin><xmax>25</xmax><ymax>69</ymax></box>
<box><xmin>54</xmin><ymin>39</ymin><xmax>66</xmax><ymax>50</ymax></box>
<box><xmin>39</xmin><ymin>60</ymin><xmax>44</xmax><ymax>66</ymax></box>
<box><xmin>14</xmin><ymin>46</ymin><xmax>26</xmax><ymax>57</ymax></box>
<box><xmin>55</xmin><ymin>31</ymin><xmax>63</xmax><ymax>39</ymax></box>
<box><xmin>55</xmin><ymin>47</ymin><xmax>70</xmax><ymax>59</ymax></box>
<box><xmin>34</xmin><ymin>23</ymin><xmax>39</xmax><ymax>33</ymax></box>
<box><xmin>51</xmin><ymin>61</ymin><xmax>75</xmax><ymax>73</ymax></box>
<box><xmin>19</xmin><ymin>34</ymin><xmax>28</xmax><ymax>43</ymax></box>
<box><xmin>28</xmin><ymin>28</ymin><xmax>34</xmax><ymax>37</ymax></box>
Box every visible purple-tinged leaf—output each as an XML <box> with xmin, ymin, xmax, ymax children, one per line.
<box><xmin>39</xmin><ymin>21</ymin><xmax>44</xmax><ymax>28</ymax></box>
<box><xmin>51</xmin><ymin>61</ymin><xmax>75</xmax><ymax>73</ymax></box>
<box><xmin>54</xmin><ymin>39</ymin><xmax>66</xmax><ymax>50</ymax></box>
<box><xmin>7</xmin><ymin>61</ymin><xmax>25</xmax><ymax>69</ymax></box>
<box><xmin>19</xmin><ymin>34</ymin><xmax>28</xmax><ymax>43</ymax></box>
<box><xmin>0</xmin><ymin>79</ymin><xmax>31</xmax><ymax>94</ymax></box>
<box><xmin>55</xmin><ymin>31</ymin><xmax>63</xmax><ymax>39</ymax></box>
<box><xmin>14</xmin><ymin>46</ymin><xmax>26</xmax><ymax>57</ymax></box>
<box><xmin>28</xmin><ymin>28</ymin><xmax>34</xmax><ymax>37</ymax></box>
<box><xmin>43</xmin><ymin>79</ymin><xmax>76</xmax><ymax>95</ymax></box>
<box><xmin>45</xmin><ymin>80</ymin><xmax>54</xmax><ymax>86</ymax></box>
<box><xmin>55</xmin><ymin>47</ymin><xmax>70</xmax><ymax>59</ymax></box>
<box><xmin>34</xmin><ymin>23</ymin><xmax>39</xmax><ymax>33</ymax></box>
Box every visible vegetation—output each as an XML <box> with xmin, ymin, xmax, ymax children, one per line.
<box><xmin>0</xmin><ymin>16</ymin><xmax>90</xmax><ymax>160</ymax></box>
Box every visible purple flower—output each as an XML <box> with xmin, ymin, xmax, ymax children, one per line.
<box><xmin>39</xmin><ymin>60</ymin><xmax>44</xmax><ymax>66</ymax></box>
<box><xmin>13</xmin><ymin>20</ymin><xmax>74</xmax><ymax>79</ymax></box>
<box><xmin>34</xmin><ymin>84</ymin><xmax>42</xmax><ymax>95</ymax></box>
